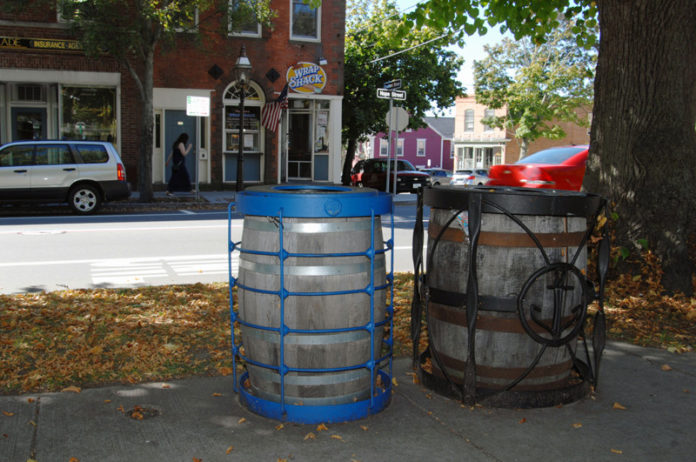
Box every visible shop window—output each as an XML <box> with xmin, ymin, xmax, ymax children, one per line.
<box><xmin>417</xmin><ymin>139</ymin><xmax>426</xmax><ymax>157</ymax></box>
<box><xmin>229</xmin><ymin>0</ymin><xmax>261</xmax><ymax>36</ymax></box>
<box><xmin>60</xmin><ymin>86</ymin><xmax>117</xmax><ymax>143</ymax></box>
<box><xmin>315</xmin><ymin>109</ymin><xmax>329</xmax><ymax>153</ymax></box>
<box><xmin>222</xmin><ymin>80</ymin><xmax>264</xmax><ymax>183</ymax></box>
<box><xmin>291</xmin><ymin>0</ymin><xmax>320</xmax><ymax>41</ymax></box>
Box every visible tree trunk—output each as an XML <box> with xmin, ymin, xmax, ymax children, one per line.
<box><xmin>137</xmin><ymin>49</ymin><xmax>155</xmax><ymax>202</ymax></box>
<box><xmin>585</xmin><ymin>0</ymin><xmax>696</xmax><ymax>295</ymax></box>
<box><xmin>519</xmin><ymin>138</ymin><xmax>529</xmax><ymax>158</ymax></box>
<box><xmin>342</xmin><ymin>137</ymin><xmax>358</xmax><ymax>186</ymax></box>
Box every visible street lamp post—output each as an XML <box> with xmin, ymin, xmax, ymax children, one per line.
<box><xmin>234</xmin><ymin>45</ymin><xmax>252</xmax><ymax>191</ymax></box>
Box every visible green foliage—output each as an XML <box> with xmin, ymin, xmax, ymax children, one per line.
<box><xmin>473</xmin><ymin>17</ymin><xmax>596</xmax><ymax>154</ymax></box>
<box><xmin>343</xmin><ymin>0</ymin><xmax>464</xmax><ymax>142</ymax></box>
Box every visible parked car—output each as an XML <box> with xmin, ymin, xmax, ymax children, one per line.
<box><xmin>420</xmin><ymin>168</ymin><xmax>452</xmax><ymax>186</ymax></box>
<box><xmin>0</xmin><ymin>140</ymin><xmax>131</xmax><ymax>214</ymax></box>
<box><xmin>451</xmin><ymin>169</ymin><xmax>489</xmax><ymax>186</ymax></box>
<box><xmin>487</xmin><ymin>145</ymin><xmax>589</xmax><ymax>191</ymax></box>
<box><xmin>356</xmin><ymin>158</ymin><xmax>430</xmax><ymax>193</ymax></box>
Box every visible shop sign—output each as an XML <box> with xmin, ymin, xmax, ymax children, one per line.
<box><xmin>286</xmin><ymin>62</ymin><xmax>327</xmax><ymax>94</ymax></box>
<box><xmin>0</xmin><ymin>36</ymin><xmax>82</xmax><ymax>52</ymax></box>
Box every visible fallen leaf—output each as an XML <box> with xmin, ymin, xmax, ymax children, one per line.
<box><xmin>331</xmin><ymin>434</ymin><xmax>344</xmax><ymax>441</ymax></box>
<box><xmin>661</xmin><ymin>364</ymin><xmax>672</xmax><ymax>372</ymax></box>
<box><xmin>162</xmin><ymin>384</ymin><xmax>171</xmax><ymax>389</ymax></box>
<box><xmin>238</xmin><ymin>417</ymin><xmax>246</xmax><ymax>424</ymax></box>
<box><xmin>62</xmin><ymin>386</ymin><xmax>81</xmax><ymax>393</ymax></box>
<box><xmin>27</xmin><ymin>398</ymin><xmax>35</xmax><ymax>403</ymax></box>
<box><xmin>316</xmin><ymin>423</ymin><xmax>328</xmax><ymax>432</ymax></box>
<box><xmin>212</xmin><ymin>393</ymin><xmax>223</xmax><ymax>397</ymax></box>
<box><xmin>225</xmin><ymin>445</ymin><xmax>234</xmax><ymax>454</ymax></box>
<box><xmin>275</xmin><ymin>423</ymin><xmax>284</xmax><ymax>430</ymax></box>
<box><xmin>360</xmin><ymin>425</ymin><xmax>368</xmax><ymax>431</ymax></box>
<box><xmin>69</xmin><ymin>458</ymin><xmax>79</xmax><ymax>462</ymax></box>
<box><xmin>2</xmin><ymin>411</ymin><xmax>15</xmax><ymax>417</ymax></box>
<box><xmin>610</xmin><ymin>449</ymin><xmax>623</xmax><ymax>454</ymax></box>
<box><xmin>193</xmin><ymin>458</ymin><xmax>202</xmax><ymax>462</ymax></box>
<box><xmin>573</xmin><ymin>423</ymin><xmax>583</xmax><ymax>429</ymax></box>
<box><xmin>392</xmin><ymin>377</ymin><xmax>398</xmax><ymax>387</ymax></box>
<box><xmin>304</xmin><ymin>432</ymin><xmax>316</xmax><ymax>440</ymax></box>
<box><xmin>519</xmin><ymin>418</ymin><xmax>527</xmax><ymax>424</ymax></box>
<box><xmin>612</xmin><ymin>402</ymin><xmax>627</xmax><ymax>410</ymax></box>
<box><xmin>103</xmin><ymin>400</ymin><xmax>111</xmax><ymax>404</ymax></box>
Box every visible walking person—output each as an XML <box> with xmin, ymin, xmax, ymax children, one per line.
<box><xmin>166</xmin><ymin>133</ymin><xmax>195</xmax><ymax>195</ymax></box>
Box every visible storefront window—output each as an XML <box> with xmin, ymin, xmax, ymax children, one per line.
<box><xmin>61</xmin><ymin>86</ymin><xmax>116</xmax><ymax>144</ymax></box>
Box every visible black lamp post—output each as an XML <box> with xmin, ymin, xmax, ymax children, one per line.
<box><xmin>234</xmin><ymin>45</ymin><xmax>252</xmax><ymax>191</ymax></box>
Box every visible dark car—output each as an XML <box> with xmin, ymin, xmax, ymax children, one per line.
<box><xmin>350</xmin><ymin>159</ymin><xmax>365</xmax><ymax>186</ymax></box>
<box><xmin>487</xmin><ymin>145</ymin><xmax>589</xmax><ymax>191</ymax></box>
<box><xmin>356</xmin><ymin>159</ymin><xmax>430</xmax><ymax>193</ymax></box>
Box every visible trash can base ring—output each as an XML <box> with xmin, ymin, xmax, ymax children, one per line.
<box><xmin>418</xmin><ymin>362</ymin><xmax>591</xmax><ymax>409</ymax></box>
<box><xmin>238</xmin><ymin>371</ymin><xmax>392</xmax><ymax>423</ymax></box>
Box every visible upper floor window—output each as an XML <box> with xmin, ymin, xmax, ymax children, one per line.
<box><xmin>229</xmin><ymin>0</ymin><xmax>261</xmax><ymax>36</ymax></box>
<box><xmin>291</xmin><ymin>0</ymin><xmax>320</xmax><ymax>41</ymax></box>
<box><xmin>464</xmin><ymin>109</ymin><xmax>474</xmax><ymax>132</ymax></box>
<box><xmin>379</xmin><ymin>139</ymin><xmax>388</xmax><ymax>156</ymax></box>
<box><xmin>417</xmin><ymin>139</ymin><xmax>426</xmax><ymax>157</ymax></box>
<box><xmin>483</xmin><ymin>109</ymin><xmax>495</xmax><ymax>131</ymax></box>
<box><xmin>174</xmin><ymin>6</ymin><xmax>199</xmax><ymax>32</ymax></box>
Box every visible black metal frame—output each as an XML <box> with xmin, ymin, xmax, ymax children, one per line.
<box><xmin>411</xmin><ymin>186</ymin><xmax>609</xmax><ymax>408</ymax></box>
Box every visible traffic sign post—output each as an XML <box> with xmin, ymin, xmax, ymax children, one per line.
<box><xmin>376</xmin><ymin>86</ymin><xmax>409</xmax><ymax>194</ymax></box>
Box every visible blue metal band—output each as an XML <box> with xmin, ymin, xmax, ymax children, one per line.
<box><xmin>235</xmin><ymin>185</ymin><xmax>392</xmax><ymax>218</ymax></box>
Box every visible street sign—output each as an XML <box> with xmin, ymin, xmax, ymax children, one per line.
<box><xmin>377</xmin><ymin>88</ymin><xmax>407</xmax><ymax>100</ymax></box>
<box><xmin>390</xmin><ymin>89</ymin><xmax>406</xmax><ymax>100</ymax></box>
<box><xmin>384</xmin><ymin>79</ymin><xmax>402</xmax><ymax>90</ymax></box>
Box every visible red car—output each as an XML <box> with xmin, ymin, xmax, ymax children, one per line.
<box><xmin>487</xmin><ymin>145</ymin><xmax>589</xmax><ymax>191</ymax></box>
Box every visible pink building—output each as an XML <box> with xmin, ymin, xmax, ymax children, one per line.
<box><xmin>367</xmin><ymin>117</ymin><xmax>455</xmax><ymax>170</ymax></box>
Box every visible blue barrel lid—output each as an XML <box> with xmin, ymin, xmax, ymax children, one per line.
<box><xmin>236</xmin><ymin>185</ymin><xmax>393</xmax><ymax>218</ymax></box>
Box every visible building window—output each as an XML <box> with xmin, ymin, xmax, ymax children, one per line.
<box><xmin>291</xmin><ymin>0</ymin><xmax>320</xmax><ymax>41</ymax></box>
<box><xmin>464</xmin><ymin>109</ymin><xmax>474</xmax><ymax>132</ymax></box>
<box><xmin>483</xmin><ymin>109</ymin><xmax>495</xmax><ymax>131</ymax></box>
<box><xmin>174</xmin><ymin>7</ymin><xmax>199</xmax><ymax>32</ymax></box>
<box><xmin>379</xmin><ymin>139</ymin><xmax>388</xmax><ymax>156</ymax></box>
<box><xmin>61</xmin><ymin>86</ymin><xmax>117</xmax><ymax>144</ymax></box>
<box><xmin>229</xmin><ymin>0</ymin><xmax>261</xmax><ymax>36</ymax></box>
<box><xmin>450</xmin><ymin>143</ymin><xmax>454</xmax><ymax>159</ymax></box>
<box><xmin>396</xmin><ymin>138</ymin><xmax>404</xmax><ymax>156</ymax></box>
<box><xmin>417</xmin><ymin>139</ymin><xmax>426</xmax><ymax>157</ymax></box>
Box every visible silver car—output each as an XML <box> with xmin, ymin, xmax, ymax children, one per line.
<box><xmin>451</xmin><ymin>169</ymin><xmax>489</xmax><ymax>186</ymax></box>
<box><xmin>0</xmin><ymin>140</ymin><xmax>130</xmax><ymax>214</ymax></box>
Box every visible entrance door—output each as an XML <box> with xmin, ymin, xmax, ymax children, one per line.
<box><xmin>11</xmin><ymin>108</ymin><xmax>47</xmax><ymax>141</ymax></box>
<box><xmin>164</xmin><ymin>110</ymin><xmax>197</xmax><ymax>184</ymax></box>
<box><xmin>288</xmin><ymin>112</ymin><xmax>311</xmax><ymax>180</ymax></box>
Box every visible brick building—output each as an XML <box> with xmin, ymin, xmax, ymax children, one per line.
<box><xmin>452</xmin><ymin>95</ymin><xmax>590</xmax><ymax>170</ymax></box>
<box><xmin>1</xmin><ymin>1</ymin><xmax>346</xmax><ymax>189</ymax></box>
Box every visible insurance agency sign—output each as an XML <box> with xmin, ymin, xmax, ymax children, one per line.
<box><xmin>286</xmin><ymin>62</ymin><xmax>327</xmax><ymax>94</ymax></box>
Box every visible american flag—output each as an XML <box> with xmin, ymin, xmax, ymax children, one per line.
<box><xmin>261</xmin><ymin>84</ymin><xmax>289</xmax><ymax>133</ymax></box>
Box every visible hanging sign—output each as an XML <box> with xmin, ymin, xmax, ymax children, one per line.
<box><xmin>286</xmin><ymin>62</ymin><xmax>327</xmax><ymax>94</ymax></box>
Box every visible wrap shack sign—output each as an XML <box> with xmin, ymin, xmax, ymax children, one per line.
<box><xmin>286</xmin><ymin>62</ymin><xmax>327</xmax><ymax>94</ymax></box>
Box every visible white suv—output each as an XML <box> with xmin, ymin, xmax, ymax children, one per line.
<box><xmin>0</xmin><ymin>140</ymin><xmax>130</xmax><ymax>214</ymax></box>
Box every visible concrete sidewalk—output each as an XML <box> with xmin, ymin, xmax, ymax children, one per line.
<box><xmin>2</xmin><ymin>342</ymin><xmax>695</xmax><ymax>462</ymax></box>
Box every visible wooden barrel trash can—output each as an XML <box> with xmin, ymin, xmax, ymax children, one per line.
<box><xmin>419</xmin><ymin>186</ymin><xmax>605</xmax><ymax>408</ymax></box>
<box><xmin>230</xmin><ymin>185</ymin><xmax>393</xmax><ymax>423</ymax></box>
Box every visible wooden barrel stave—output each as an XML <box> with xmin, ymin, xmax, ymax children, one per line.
<box><xmin>428</xmin><ymin>208</ymin><xmax>587</xmax><ymax>391</ymax></box>
<box><xmin>239</xmin><ymin>216</ymin><xmax>386</xmax><ymax>405</ymax></box>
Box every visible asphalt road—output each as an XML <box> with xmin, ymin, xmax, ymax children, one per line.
<box><xmin>0</xmin><ymin>205</ymin><xmax>424</xmax><ymax>294</ymax></box>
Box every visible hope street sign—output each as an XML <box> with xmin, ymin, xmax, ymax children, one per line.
<box><xmin>377</xmin><ymin>88</ymin><xmax>407</xmax><ymax>100</ymax></box>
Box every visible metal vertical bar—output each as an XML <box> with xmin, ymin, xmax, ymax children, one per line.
<box><xmin>278</xmin><ymin>209</ymin><xmax>287</xmax><ymax>417</ymax></box>
<box><xmin>228</xmin><ymin>203</ymin><xmax>238</xmax><ymax>393</ymax></box>
<box><xmin>369</xmin><ymin>208</ymin><xmax>376</xmax><ymax>409</ymax></box>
